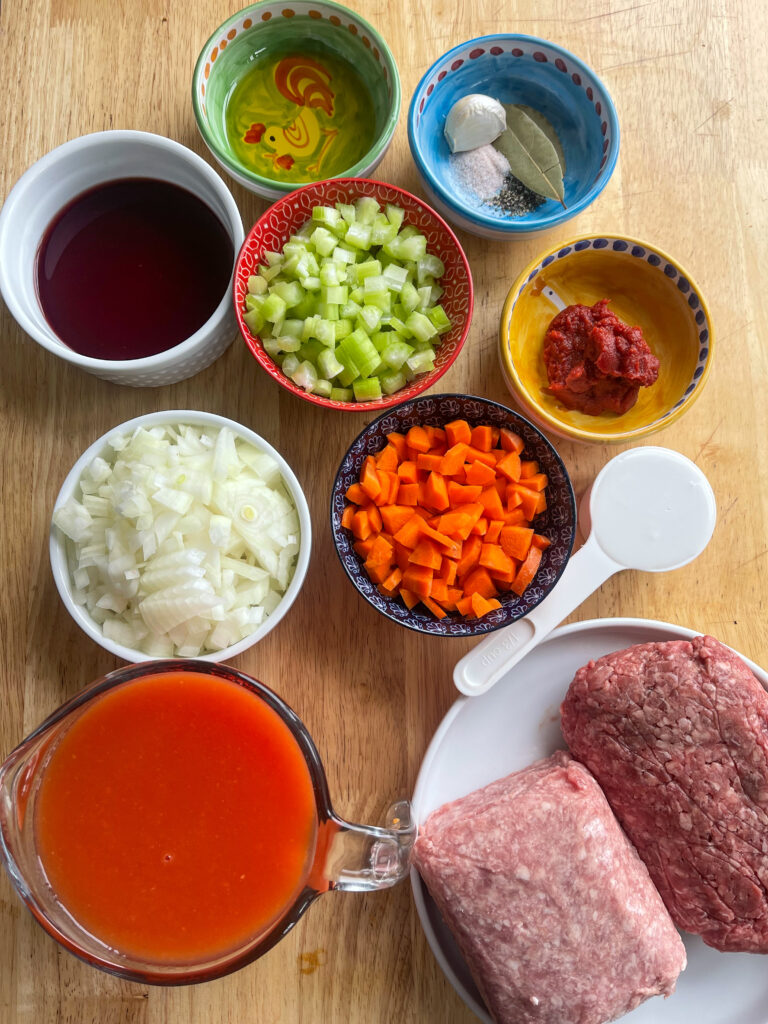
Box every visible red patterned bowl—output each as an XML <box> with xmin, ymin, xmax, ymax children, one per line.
<box><xmin>233</xmin><ymin>178</ymin><xmax>474</xmax><ymax>411</ymax></box>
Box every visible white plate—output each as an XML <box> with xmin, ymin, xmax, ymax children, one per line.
<box><xmin>411</xmin><ymin>617</ymin><xmax>768</xmax><ymax>1024</ymax></box>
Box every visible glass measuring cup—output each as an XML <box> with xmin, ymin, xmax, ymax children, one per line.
<box><xmin>0</xmin><ymin>660</ymin><xmax>414</xmax><ymax>985</ymax></box>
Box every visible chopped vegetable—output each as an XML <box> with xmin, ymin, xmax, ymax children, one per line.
<box><xmin>242</xmin><ymin>198</ymin><xmax>452</xmax><ymax>403</ymax></box>
<box><xmin>342</xmin><ymin>421</ymin><xmax>550</xmax><ymax>619</ymax></box>
<box><xmin>53</xmin><ymin>424</ymin><xmax>301</xmax><ymax>655</ymax></box>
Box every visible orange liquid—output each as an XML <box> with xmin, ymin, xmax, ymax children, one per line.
<box><xmin>35</xmin><ymin>671</ymin><xmax>317</xmax><ymax>963</ymax></box>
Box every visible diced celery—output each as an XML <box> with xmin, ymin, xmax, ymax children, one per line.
<box><xmin>275</xmin><ymin>336</ymin><xmax>301</xmax><ymax>352</ymax></box>
<box><xmin>245</xmin><ymin>293</ymin><xmax>265</xmax><ymax>312</ymax></box>
<box><xmin>301</xmin><ymin>275</ymin><xmax>322</xmax><ymax>292</ymax></box>
<box><xmin>355</xmin><ymin>196</ymin><xmax>380</xmax><ymax>225</ymax></box>
<box><xmin>291</xmin><ymin>360</ymin><xmax>318</xmax><ymax>392</ymax></box>
<box><xmin>262</xmin><ymin>337</ymin><xmax>283</xmax><ymax>358</ymax></box>
<box><xmin>339</xmin><ymin>329</ymin><xmax>380</xmax><ymax>378</ymax></box>
<box><xmin>312</xmin><ymin>379</ymin><xmax>333</xmax><ymax>398</ymax></box>
<box><xmin>334</xmin><ymin>318</ymin><xmax>353</xmax><ymax>341</ymax></box>
<box><xmin>280</xmin><ymin>319</ymin><xmax>303</xmax><ymax>340</ymax></box>
<box><xmin>370</xmin><ymin>330</ymin><xmax>392</xmax><ymax>353</ymax></box>
<box><xmin>244</xmin><ymin>309</ymin><xmax>265</xmax><ymax>335</ymax></box>
<box><xmin>371</xmin><ymin>214</ymin><xmax>398</xmax><ymax>246</ymax></box>
<box><xmin>406</xmin><ymin>349</ymin><xmax>435</xmax><ymax>374</ymax></box>
<box><xmin>417</xmin><ymin>285</ymin><xmax>433</xmax><ymax>310</ymax></box>
<box><xmin>386</xmin><ymin>204</ymin><xmax>405</xmax><ymax>230</ymax></box>
<box><xmin>292</xmin><ymin>293</ymin><xmax>317</xmax><ymax>319</ymax></box>
<box><xmin>337</xmin><ymin>363</ymin><xmax>360</xmax><ymax>388</ymax></box>
<box><xmin>338</xmin><ymin>203</ymin><xmax>356</xmax><ymax>225</ymax></box>
<box><xmin>381</xmin><ymin>340</ymin><xmax>414</xmax><ymax>370</ymax></box>
<box><xmin>355</xmin><ymin>259</ymin><xmax>382</xmax><ymax>282</ymax></box>
<box><xmin>333</xmin><ymin>244</ymin><xmax>357</xmax><ymax>265</ymax></box>
<box><xmin>399</xmin><ymin>282</ymin><xmax>420</xmax><ymax>314</ymax></box>
<box><xmin>315</xmin><ymin>319</ymin><xmax>336</xmax><ymax>348</ymax></box>
<box><xmin>380</xmin><ymin>370</ymin><xmax>407</xmax><ymax>395</ymax></box>
<box><xmin>349</xmin><ymin>286</ymin><xmax>364</xmax><ymax>305</ymax></box>
<box><xmin>382</xmin><ymin>263</ymin><xmax>408</xmax><ymax>292</ymax></box>
<box><xmin>357</xmin><ymin>305</ymin><xmax>382</xmax><ymax>333</ymax></box>
<box><xmin>310</xmin><ymin>226</ymin><xmax>337</xmax><ymax>257</ymax></box>
<box><xmin>427</xmin><ymin>304</ymin><xmax>452</xmax><ymax>334</ymax></box>
<box><xmin>311</xmin><ymin>205</ymin><xmax>342</xmax><ymax>229</ymax></box>
<box><xmin>298</xmin><ymin>340</ymin><xmax>323</xmax><ymax>364</ymax></box>
<box><xmin>247</xmin><ymin>275</ymin><xmax>267</xmax><ymax>296</ymax></box>
<box><xmin>317</xmin><ymin>301</ymin><xmax>339</xmax><ymax>321</ymax></box>
<box><xmin>363</xmin><ymin>274</ymin><xmax>388</xmax><ymax>296</ymax></box>
<box><xmin>406</xmin><ymin>310</ymin><xmax>439</xmax><ymax>344</ymax></box>
<box><xmin>282</xmin><ymin>353</ymin><xmax>300</xmax><ymax>377</ymax></box>
<box><xmin>301</xmin><ymin>315</ymin><xmax>320</xmax><ymax>342</ymax></box>
<box><xmin>258</xmin><ymin>262</ymin><xmax>283</xmax><ymax>282</ymax></box>
<box><xmin>261</xmin><ymin>293</ymin><xmax>286</xmax><ymax>323</ymax></box>
<box><xmin>365</xmin><ymin>289</ymin><xmax>391</xmax><ymax>314</ymax></box>
<box><xmin>330</xmin><ymin>387</ymin><xmax>354</xmax><ymax>402</ymax></box>
<box><xmin>345</xmin><ymin>222</ymin><xmax>373</xmax><ymax>250</ymax></box>
<box><xmin>264</xmin><ymin>250</ymin><xmax>284</xmax><ymax>267</ymax></box>
<box><xmin>319</xmin><ymin>262</ymin><xmax>340</xmax><ymax>287</ymax></box>
<box><xmin>340</xmin><ymin>300</ymin><xmax>361</xmax><ymax>319</ymax></box>
<box><xmin>272</xmin><ymin>280</ymin><xmax>304</xmax><ymax>308</ymax></box>
<box><xmin>321</xmin><ymin>285</ymin><xmax>347</xmax><ymax>305</ymax></box>
<box><xmin>353</xmin><ymin>377</ymin><xmax>382</xmax><ymax>401</ymax></box>
<box><xmin>318</xmin><ymin>347</ymin><xmax>345</xmax><ymax>379</ymax></box>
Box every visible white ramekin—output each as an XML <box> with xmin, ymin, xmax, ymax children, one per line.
<box><xmin>0</xmin><ymin>131</ymin><xmax>244</xmax><ymax>386</ymax></box>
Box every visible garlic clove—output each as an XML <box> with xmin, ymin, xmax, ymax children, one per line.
<box><xmin>444</xmin><ymin>94</ymin><xmax>507</xmax><ymax>153</ymax></box>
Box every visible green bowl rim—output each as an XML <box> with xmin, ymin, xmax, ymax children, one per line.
<box><xmin>192</xmin><ymin>0</ymin><xmax>402</xmax><ymax>193</ymax></box>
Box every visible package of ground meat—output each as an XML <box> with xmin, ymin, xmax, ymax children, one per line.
<box><xmin>413</xmin><ymin>751</ymin><xmax>686</xmax><ymax>1024</ymax></box>
<box><xmin>561</xmin><ymin>634</ymin><xmax>768</xmax><ymax>953</ymax></box>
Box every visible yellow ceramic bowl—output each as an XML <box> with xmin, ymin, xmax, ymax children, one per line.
<box><xmin>499</xmin><ymin>235</ymin><xmax>713</xmax><ymax>443</ymax></box>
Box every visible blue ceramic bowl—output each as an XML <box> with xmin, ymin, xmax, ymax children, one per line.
<box><xmin>330</xmin><ymin>394</ymin><xmax>576</xmax><ymax>637</ymax></box>
<box><xmin>408</xmin><ymin>35</ymin><xmax>620</xmax><ymax>239</ymax></box>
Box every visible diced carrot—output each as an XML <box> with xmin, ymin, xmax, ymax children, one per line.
<box><xmin>479</xmin><ymin>543</ymin><xmax>514</xmax><ymax>575</ymax></box>
<box><xmin>381</xmin><ymin>567</ymin><xmax>403</xmax><ymax>593</ymax></box>
<box><xmin>478</xmin><ymin>486</ymin><xmax>505</xmax><ymax>521</ymax></box>
<box><xmin>456</xmin><ymin>534</ymin><xmax>483</xmax><ymax>577</ymax></box>
<box><xmin>504</xmin><ymin>508</ymin><xmax>528</xmax><ymax>526</ymax></box>
<box><xmin>447</xmin><ymin>481</ymin><xmax>483</xmax><ymax>505</ymax></box>
<box><xmin>399</xmin><ymin>587</ymin><xmax>420</xmax><ymax>609</ymax></box>
<box><xmin>535</xmin><ymin>492</ymin><xmax>547</xmax><ymax>515</ymax></box>
<box><xmin>430</xmin><ymin>578</ymin><xmax>450</xmax><ymax>604</ymax></box>
<box><xmin>360</xmin><ymin>456</ymin><xmax>382</xmax><ymax>500</ymax></box>
<box><xmin>364</xmin><ymin>561</ymin><xmax>390</xmax><ymax>584</ymax></box>
<box><xmin>386</xmin><ymin>472</ymin><xmax>400</xmax><ymax>505</ymax></box>
<box><xmin>379</xmin><ymin>505</ymin><xmax>415</xmax><ymax>535</ymax></box>
<box><xmin>401</xmin><ymin>564</ymin><xmax>433</xmax><ymax>599</ymax></box>
<box><xmin>438</xmin><ymin>510</ymin><xmax>473</xmax><ymax>539</ymax></box>
<box><xmin>509</xmin><ymin>484</ymin><xmax>540</xmax><ymax>522</ymax></box>
<box><xmin>465</xmin><ymin>460</ymin><xmax>496</xmax><ymax>486</ymax></box>
<box><xmin>421</xmin><ymin>595</ymin><xmax>447</xmax><ymax>619</ymax></box>
<box><xmin>366</xmin><ymin>535</ymin><xmax>394</xmax><ymax>567</ymax></box>
<box><xmin>471</xmin><ymin>592</ymin><xmax>500</xmax><ymax>618</ymax></box>
<box><xmin>393</xmin><ymin>514</ymin><xmax>424</xmax><ymax>548</ymax></box>
<box><xmin>439</xmin><ymin>442</ymin><xmax>469</xmax><ymax>476</ymax></box>
<box><xmin>366</xmin><ymin>504</ymin><xmax>382</xmax><ymax>534</ymax></box>
<box><xmin>351</xmin><ymin>509</ymin><xmax>371</xmax><ymax>540</ymax></box>
<box><xmin>500</xmin><ymin>525</ymin><xmax>534</xmax><ymax>561</ymax></box>
<box><xmin>424</xmin><ymin>472</ymin><xmax>450</xmax><ymax>512</ymax></box>
<box><xmin>496</xmin><ymin>451</ymin><xmax>522</xmax><ymax>482</ymax></box>
<box><xmin>341</xmin><ymin>505</ymin><xmax>355</xmax><ymax>530</ymax></box>
<box><xmin>486</xmin><ymin>520</ymin><xmax>502</xmax><ymax>543</ymax></box>
<box><xmin>409</xmin><ymin>538</ymin><xmax>443</xmax><ymax>570</ymax></box>
<box><xmin>439</xmin><ymin>558</ymin><xmax>458</xmax><ymax>586</ymax></box>
<box><xmin>412</xmin><ymin>506</ymin><xmax>432</xmax><ymax>521</ymax></box>
<box><xmin>398</xmin><ymin>483</ymin><xmax>419</xmax><ymax>506</ymax></box>
<box><xmin>376</xmin><ymin>444</ymin><xmax>400</xmax><ymax>472</ymax></box>
<box><xmin>532</xmin><ymin>533</ymin><xmax>552</xmax><ymax>550</ymax></box>
<box><xmin>524</xmin><ymin>473</ymin><xmax>549</xmax><ymax>492</ymax></box>
<box><xmin>386</xmin><ymin>431</ymin><xmax>408</xmax><ymax>460</ymax></box>
<box><xmin>470</xmin><ymin>516</ymin><xmax>488</xmax><ymax>536</ymax></box>
<box><xmin>488</xmin><ymin>566</ymin><xmax>517</xmax><ymax>584</ymax></box>
<box><xmin>456</xmin><ymin>596</ymin><xmax>474</xmax><ymax>616</ymax></box>
<box><xmin>520</xmin><ymin>460</ymin><xmax>539</xmax><ymax>479</ymax></box>
<box><xmin>465</xmin><ymin>446</ymin><xmax>496</xmax><ymax>467</ymax></box>
<box><xmin>406</xmin><ymin>425</ymin><xmax>431</xmax><ymax>453</ymax></box>
<box><xmin>418</xmin><ymin>521</ymin><xmax>455</xmax><ymax>549</ymax></box>
<box><xmin>394</xmin><ymin>542</ymin><xmax>412</xmax><ymax>572</ymax></box>
<box><xmin>470</xmin><ymin>425</ymin><xmax>494</xmax><ymax>452</ymax></box>
<box><xmin>376</xmin><ymin>471</ymin><xmax>391</xmax><ymax>506</ymax></box>
<box><xmin>445</xmin><ymin>419</ymin><xmax>472</xmax><ymax>446</ymax></box>
<box><xmin>397</xmin><ymin>460</ymin><xmax>419</xmax><ymax>483</ymax></box>
<box><xmin>500</xmin><ymin>428</ymin><xmax>525</xmax><ymax>454</ymax></box>
<box><xmin>353</xmin><ymin>538</ymin><xmax>374</xmax><ymax>558</ymax></box>
<box><xmin>424</xmin><ymin>425</ymin><xmax>446</xmax><ymax>447</ymax></box>
<box><xmin>511</xmin><ymin>546</ymin><xmax>543</xmax><ymax>596</ymax></box>
<box><xmin>463</xmin><ymin>567</ymin><xmax>498</xmax><ymax>599</ymax></box>
<box><xmin>507</xmin><ymin>489</ymin><xmax>522</xmax><ymax>512</ymax></box>
<box><xmin>345</xmin><ymin>482</ymin><xmax>367</xmax><ymax>504</ymax></box>
<box><xmin>414</xmin><ymin>452</ymin><xmax>441</xmax><ymax>473</ymax></box>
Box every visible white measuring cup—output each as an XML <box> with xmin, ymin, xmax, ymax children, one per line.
<box><xmin>453</xmin><ymin>447</ymin><xmax>717</xmax><ymax>697</ymax></box>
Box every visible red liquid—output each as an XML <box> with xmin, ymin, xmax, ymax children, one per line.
<box><xmin>35</xmin><ymin>671</ymin><xmax>317</xmax><ymax>962</ymax></box>
<box><xmin>36</xmin><ymin>179</ymin><xmax>234</xmax><ymax>360</ymax></box>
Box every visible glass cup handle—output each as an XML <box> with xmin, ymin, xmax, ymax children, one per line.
<box><xmin>324</xmin><ymin>800</ymin><xmax>415</xmax><ymax>893</ymax></box>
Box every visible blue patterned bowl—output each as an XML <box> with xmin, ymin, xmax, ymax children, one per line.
<box><xmin>407</xmin><ymin>35</ymin><xmax>619</xmax><ymax>239</ymax></box>
<box><xmin>499</xmin><ymin>234</ymin><xmax>714</xmax><ymax>443</ymax></box>
<box><xmin>330</xmin><ymin>394</ymin><xmax>576</xmax><ymax>637</ymax></box>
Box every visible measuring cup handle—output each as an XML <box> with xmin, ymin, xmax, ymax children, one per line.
<box><xmin>322</xmin><ymin>801</ymin><xmax>415</xmax><ymax>892</ymax></box>
<box><xmin>453</xmin><ymin>536</ymin><xmax>621</xmax><ymax>697</ymax></box>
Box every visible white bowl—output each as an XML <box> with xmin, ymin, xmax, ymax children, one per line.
<box><xmin>50</xmin><ymin>410</ymin><xmax>311</xmax><ymax>662</ymax></box>
<box><xmin>0</xmin><ymin>131</ymin><xmax>244</xmax><ymax>387</ymax></box>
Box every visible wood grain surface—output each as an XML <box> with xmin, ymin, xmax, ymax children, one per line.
<box><xmin>0</xmin><ymin>0</ymin><xmax>766</xmax><ymax>1020</ymax></box>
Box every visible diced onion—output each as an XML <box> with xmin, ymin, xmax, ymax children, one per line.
<box><xmin>53</xmin><ymin>424</ymin><xmax>300</xmax><ymax>656</ymax></box>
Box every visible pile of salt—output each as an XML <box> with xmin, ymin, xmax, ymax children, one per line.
<box><xmin>449</xmin><ymin>145</ymin><xmax>511</xmax><ymax>202</ymax></box>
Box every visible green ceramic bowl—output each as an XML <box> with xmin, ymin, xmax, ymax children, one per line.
<box><xmin>193</xmin><ymin>1</ymin><xmax>401</xmax><ymax>200</ymax></box>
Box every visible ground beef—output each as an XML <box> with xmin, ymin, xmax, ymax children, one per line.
<box><xmin>561</xmin><ymin>635</ymin><xmax>768</xmax><ymax>953</ymax></box>
<box><xmin>413</xmin><ymin>751</ymin><xmax>685</xmax><ymax>1024</ymax></box>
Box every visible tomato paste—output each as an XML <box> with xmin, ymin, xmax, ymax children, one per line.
<box><xmin>542</xmin><ymin>299</ymin><xmax>659</xmax><ymax>416</ymax></box>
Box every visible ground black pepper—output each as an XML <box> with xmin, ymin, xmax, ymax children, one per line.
<box><xmin>487</xmin><ymin>174</ymin><xmax>545</xmax><ymax>217</ymax></box>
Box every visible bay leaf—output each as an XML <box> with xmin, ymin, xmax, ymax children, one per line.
<box><xmin>492</xmin><ymin>106</ymin><xmax>565</xmax><ymax>205</ymax></box>
<box><xmin>509</xmin><ymin>104</ymin><xmax>566</xmax><ymax>174</ymax></box>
